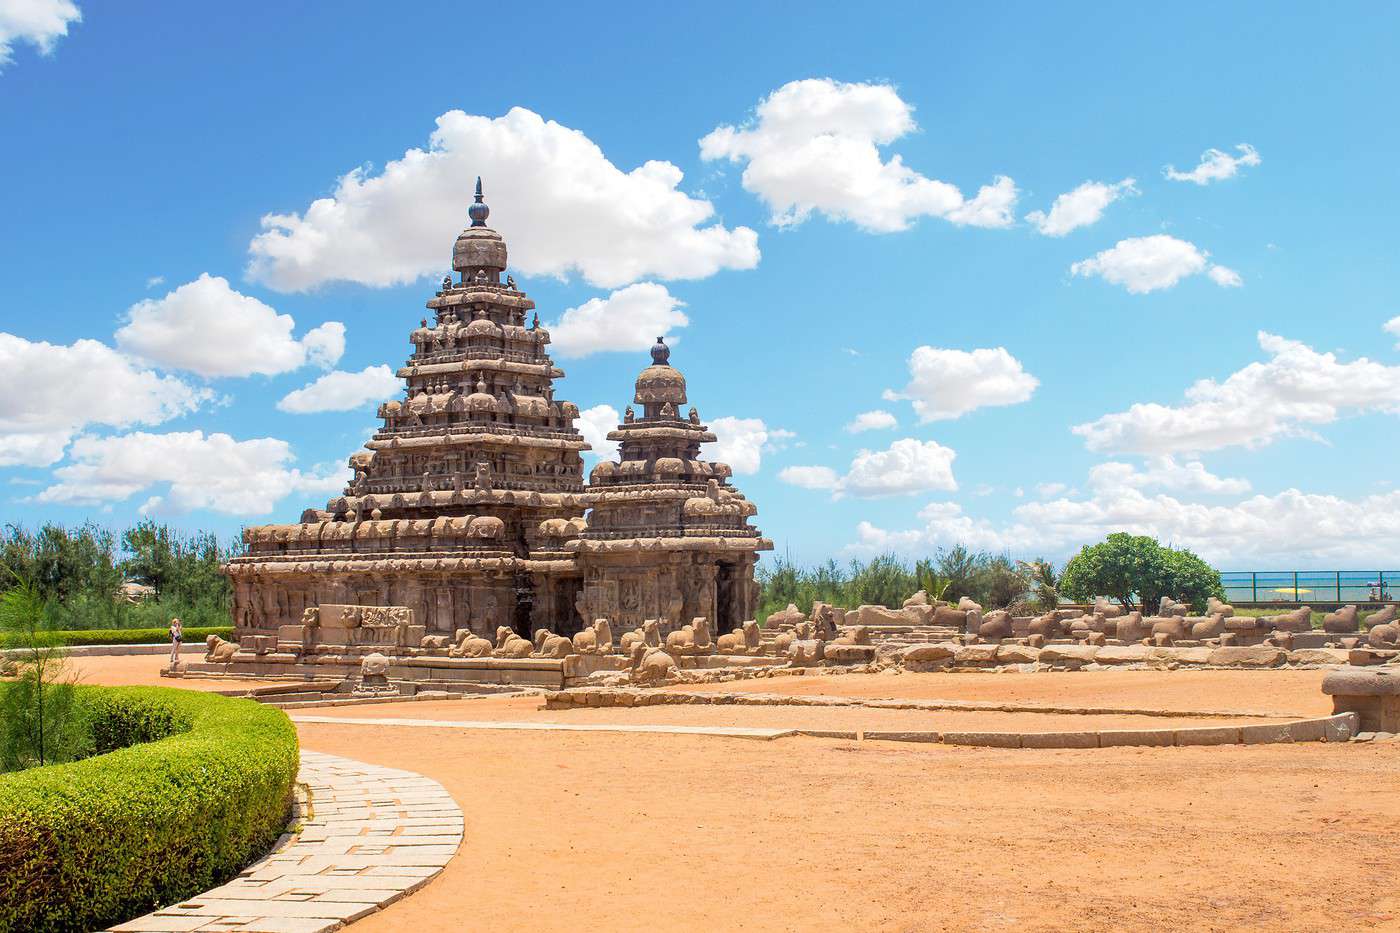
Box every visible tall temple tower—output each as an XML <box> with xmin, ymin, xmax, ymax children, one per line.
<box><xmin>229</xmin><ymin>181</ymin><xmax>593</xmax><ymax>638</ymax></box>
<box><xmin>573</xmin><ymin>338</ymin><xmax>771</xmax><ymax>634</ymax></box>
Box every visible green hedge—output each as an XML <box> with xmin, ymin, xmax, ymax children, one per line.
<box><xmin>0</xmin><ymin>686</ymin><xmax>298</xmax><ymax>932</ymax></box>
<box><xmin>0</xmin><ymin>625</ymin><xmax>233</xmax><ymax>649</ymax></box>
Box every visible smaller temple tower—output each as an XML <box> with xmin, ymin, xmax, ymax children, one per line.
<box><xmin>571</xmin><ymin>338</ymin><xmax>772</xmax><ymax>634</ymax></box>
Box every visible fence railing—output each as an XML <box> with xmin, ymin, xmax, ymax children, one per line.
<box><xmin>1221</xmin><ymin>571</ymin><xmax>1399</xmax><ymax>605</ymax></box>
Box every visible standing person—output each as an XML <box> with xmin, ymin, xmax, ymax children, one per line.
<box><xmin>168</xmin><ymin>616</ymin><xmax>183</xmax><ymax>667</ymax></box>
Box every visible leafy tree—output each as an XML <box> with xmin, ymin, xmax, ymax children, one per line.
<box><xmin>1059</xmin><ymin>532</ymin><xmax>1223</xmax><ymax>612</ymax></box>
<box><xmin>1017</xmin><ymin>558</ymin><xmax>1061</xmax><ymax>611</ymax></box>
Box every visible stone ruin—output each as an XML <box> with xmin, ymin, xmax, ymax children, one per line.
<box><xmin>203</xmin><ymin>181</ymin><xmax>772</xmax><ymax>693</ymax></box>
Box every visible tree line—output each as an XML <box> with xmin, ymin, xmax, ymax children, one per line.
<box><xmin>0</xmin><ymin>521</ymin><xmax>239</xmax><ymax>630</ymax></box>
<box><xmin>758</xmin><ymin>534</ymin><xmax>1223</xmax><ymax>620</ymax></box>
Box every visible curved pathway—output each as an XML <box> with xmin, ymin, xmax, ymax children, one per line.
<box><xmin>109</xmin><ymin>750</ymin><xmax>462</xmax><ymax>933</ymax></box>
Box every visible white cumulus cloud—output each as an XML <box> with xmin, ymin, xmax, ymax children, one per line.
<box><xmin>845</xmin><ymin>409</ymin><xmax>897</xmax><ymax>433</ymax></box>
<box><xmin>1165</xmin><ymin>143</ymin><xmax>1261</xmax><ymax>185</ymax></box>
<box><xmin>1026</xmin><ymin>178</ymin><xmax>1137</xmax><ymax>236</ymax></box>
<box><xmin>1384</xmin><ymin>315</ymin><xmax>1400</xmax><ymax>349</ymax></box>
<box><xmin>548</xmin><ymin>283</ymin><xmax>688</xmax><ymax>358</ymax></box>
<box><xmin>852</xmin><ymin>485</ymin><xmax>1400</xmax><ymax>566</ymax></box>
<box><xmin>777</xmin><ymin>465</ymin><xmax>841</xmax><ymax>491</ymax></box>
<box><xmin>1208</xmin><ymin>264</ymin><xmax>1243</xmax><ymax>288</ymax></box>
<box><xmin>1073</xmin><ymin>330</ymin><xmax>1400</xmax><ymax>455</ymax></box>
<box><xmin>247</xmin><ymin>107</ymin><xmax>759</xmax><ymax>292</ymax></box>
<box><xmin>574</xmin><ymin>404</ymin><xmax>620</xmax><ymax>461</ymax></box>
<box><xmin>1070</xmin><ymin>235</ymin><xmax>1239</xmax><ymax>294</ymax></box>
<box><xmin>699</xmin><ymin>78</ymin><xmax>1017</xmax><ymax>233</ymax></box>
<box><xmin>0</xmin><ymin>0</ymin><xmax>80</xmax><ymax>68</ymax></box>
<box><xmin>1086</xmin><ymin>457</ymin><xmax>1251</xmax><ymax>495</ymax></box>
<box><xmin>781</xmin><ymin>437</ymin><xmax>957</xmax><ymax>499</ymax></box>
<box><xmin>0</xmin><ymin>333</ymin><xmax>211</xmax><ymax>467</ymax></box>
<box><xmin>704</xmin><ymin>416</ymin><xmax>791</xmax><ymax>475</ymax></box>
<box><xmin>883</xmin><ymin>346</ymin><xmax>1038</xmax><ymax>422</ymax></box>
<box><xmin>37</xmin><ymin>430</ymin><xmax>347</xmax><ymax>516</ymax></box>
<box><xmin>277</xmin><ymin>365</ymin><xmax>400</xmax><ymax>414</ymax></box>
<box><xmin>116</xmin><ymin>274</ymin><xmax>344</xmax><ymax>377</ymax></box>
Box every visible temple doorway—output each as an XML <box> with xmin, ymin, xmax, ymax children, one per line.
<box><xmin>715</xmin><ymin>562</ymin><xmax>738</xmax><ymax>633</ymax></box>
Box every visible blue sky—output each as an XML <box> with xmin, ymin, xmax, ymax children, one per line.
<box><xmin>2</xmin><ymin>2</ymin><xmax>1398</xmax><ymax>568</ymax></box>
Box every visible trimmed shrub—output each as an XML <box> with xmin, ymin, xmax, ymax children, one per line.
<box><xmin>0</xmin><ymin>625</ymin><xmax>233</xmax><ymax>649</ymax></box>
<box><xmin>0</xmin><ymin>686</ymin><xmax>298</xmax><ymax>932</ymax></box>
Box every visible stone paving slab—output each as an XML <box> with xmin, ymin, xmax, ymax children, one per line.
<box><xmin>106</xmin><ymin>750</ymin><xmax>462</xmax><ymax>933</ymax></box>
<box><xmin>291</xmin><ymin>714</ymin><xmax>798</xmax><ymax>740</ymax></box>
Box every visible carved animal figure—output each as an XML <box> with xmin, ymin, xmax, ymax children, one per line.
<box><xmin>533</xmin><ymin>629</ymin><xmax>573</xmax><ymax>658</ymax></box>
<box><xmin>1190</xmin><ymin>615</ymin><xmax>1227</xmax><ymax>639</ymax></box>
<box><xmin>978</xmin><ymin>610</ymin><xmax>1012</xmax><ymax>640</ymax></box>
<box><xmin>717</xmin><ymin>627</ymin><xmax>744</xmax><ymax>654</ymax></box>
<box><xmin>1368</xmin><ymin>622</ymin><xmax>1399</xmax><ymax>647</ymax></box>
<box><xmin>1028</xmin><ymin>613</ymin><xmax>1062</xmax><ymax>638</ymax></box>
<box><xmin>1150</xmin><ymin>616</ymin><xmax>1190</xmax><ymax>643</ymax></box>
<box><xmin>1158</xmin><ymin>596</ymin><xmax>1189</xmax><ymax>618</ymax></box>
<box><xmin>1264</xmin><ymin>606</ymin><xmax>1312</xmax><ymax>633</ymax></box>
<box><xmin>642</xmin><ymin>619</ymin><xmax>660</xmax><ymax>647</ymax></box>
<box><xmin>772</xmin><ymin>631</ymin><xmax>795</xmax><ymax>654</ymax></box>
<box><xmin>690</xmin><ymin>617</ymin><xmax>712</xmax><ymax>651</ymax></box>
<box><xmin>1207</xmin><ymin>597</ymin><xmax>1234</xmax><ymax>617</ymax></box>
<box><xmin>1110</xmin><ymin>611</ymin><xmax>1149</xmax><ymax>641</ymax></box>
<box><xmin>420</xmin><ymin>635</ymin><xmax>451</xmax><ymax>650</ymax></box>
<box><xmin>1366</xmin><ymin>605</ymin><xmax>1398</xmax><ymax>628</ymax></box>
<box><xmin>629</xmin><ymin>643</ymin><xmax>678</xmax><ymax>684</ymax></box>
<box><xmin>1322</xmin><ymin>605</ymin><xmax>1360</xmax><ymax>633</ymax></box>
<box><xmin>572</xmin><ymin>623</ymin><xmax>598</xmax><ymax>654</ymax></box>
<box><xmin>204</xmin><ymin>634</ymin><xmax>237</xmax><ymax>663</ymax></box>
<box><xmin>665</xmin><ymin>618</ymin><xmax>708</xmax><ymax>656</ymax></box>
<box><xmin>1092</xmin><ymin>596</ymin><xmax>1124</xmax><ymax>619</ymax></box>
<box><xmin>449</xmin><ymin>628</ymin><xmax>493</xmax><ymax>658</ymax></box>
<box><xmin>495</xmin><ymin>625</ymin><xmax>533</xmax><ymax>658</ymax></box>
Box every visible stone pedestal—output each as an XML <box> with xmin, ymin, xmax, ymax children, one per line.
<box><xmin>1321</xmin><ymin>668</ymin><xmax>1400</xmax><ymax>732</ymax></box>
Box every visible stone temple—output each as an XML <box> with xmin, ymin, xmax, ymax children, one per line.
<box><xmin>226</xmin><ymin>180</ymin><xmax>770</xmax><ymax>665</ymax></box>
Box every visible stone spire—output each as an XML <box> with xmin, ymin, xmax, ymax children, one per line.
<box><xmin>468</xmin><ymin>176</ymin><xmax>489</xmax><ymax>227</ymax></box>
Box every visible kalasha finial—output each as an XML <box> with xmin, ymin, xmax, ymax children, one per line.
<box><xmin>650</xmin><ymin>336</ymin><xmax>670</xmax><ymax>366</ymax></box>
<box><xmin>468</xmin><ymin>176</ymin><xmax>489</xmax><ymax>227</ymax></box>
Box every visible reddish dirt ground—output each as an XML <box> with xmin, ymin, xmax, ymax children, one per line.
<box><xmin>297</xmin><ymin>721</ymin><xmax>1400</xmax><ymax>933</ymax></box>
<box><xmin>670</xmin><ymin>668</ymin><xmax>1335</xmax><ymax>717</ymax></box>
<box><xmin>72</xmin><ymin>658</ymin><xmax>1399</xmax><ymax>931</ymax></box>
<box><xmin>64</xmin><ymin>653</ymin><xmax>287</xmax><ymax>691</ymax></box>
<box><xmin>296</xmin><ymin>693</ymin><xmax>1290</xmax><ymax>733</ymax></box>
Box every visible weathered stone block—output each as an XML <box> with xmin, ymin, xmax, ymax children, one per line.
<box><xmin>1098</xmin><ymin>729</ymin><xmax>1174</xmax><ymax>748</ymax></box>
<box><xmin>1206</xmin><ymin>645</ymin><xmax>1286</xmax><ymax>667</ymax></box>
<box><xmin>1020</xmin><ymin>731</ymin><xmax>1098</xmax><ymax>749</ymax></box>
<box><xmin>943</xmin><ymin>731</ymin><xmax>1021</xmax><ymax>748</ymax></box>
<box><xmin>1174</xmin><ymin>726</ymin><xmax>1242</xmax><ymax>746</ymax></box>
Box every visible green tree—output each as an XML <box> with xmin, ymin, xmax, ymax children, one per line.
<box><xmin>0</xmin><ymin>574</ymin><xmax>86</xmax><ymax>769</ymax></box>
<box><xmin>1017</xmin><ymin>558</ymin><xmax>1061</xmax><ymax>611</ymax></box>
<box><xmin>1059</xmin><ymin>532</ymin><xmax>1223</xmax><ymax>612</ymax></box>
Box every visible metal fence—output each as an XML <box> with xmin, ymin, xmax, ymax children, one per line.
<box><xmin>1221</xmin><ymin>571</ymin><xmax>1399</xmax><ymax>605</ymax></box>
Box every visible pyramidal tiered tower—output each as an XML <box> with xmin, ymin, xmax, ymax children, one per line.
<box><xmin>573</xmin><ymin>337</ymin><xmax>771</xmax><ymax>633</ymax></box>
<box><xmin>228</xmin><ymin>181</ymin><xmax>770</xmax><ymax>650</ymax></box>
<box><xmin>229</xmin><ymin>180</ymin><xmax>593</xmax><ymax>638</ymax></box>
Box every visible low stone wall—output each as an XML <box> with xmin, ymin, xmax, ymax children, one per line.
<box><xmin>541</xmin><ymin>687</ymin><xmax>1359</xmax><ymax>748</ymax></box>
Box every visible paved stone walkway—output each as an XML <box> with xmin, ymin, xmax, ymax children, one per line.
<box><xmin>292</xmin><ymin>714</ymin><xmax>796</xmax><ymax>740</ymax></box>
<box><xmin>108</xmin><ymin>750</ymin><xmax>462</xmax><ymax>933</ymax></box>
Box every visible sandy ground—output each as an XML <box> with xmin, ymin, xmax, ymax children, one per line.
<box><xmin>298</xmin><ymin>721</ymin><xmax>1400</xmax><ymax>933</ymax></box>
<box><xmin>670</xmin><ymin>668</ymin><xmax>1335</xmax><ymax>717</ymax></box>
<box><xmin>71</xmin><ymin>657</ymin><xmax>1400</xmax><ymax>931</ymax></box>
<box><xmin>297</xmin><ymin>694</ymin><xmax>1289</xmax><ymax>733</ymax></box>
<box><xmin>63</xmin><ymin>653</ymin><xmax>287</xmax><ymax>691</ymax></box>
